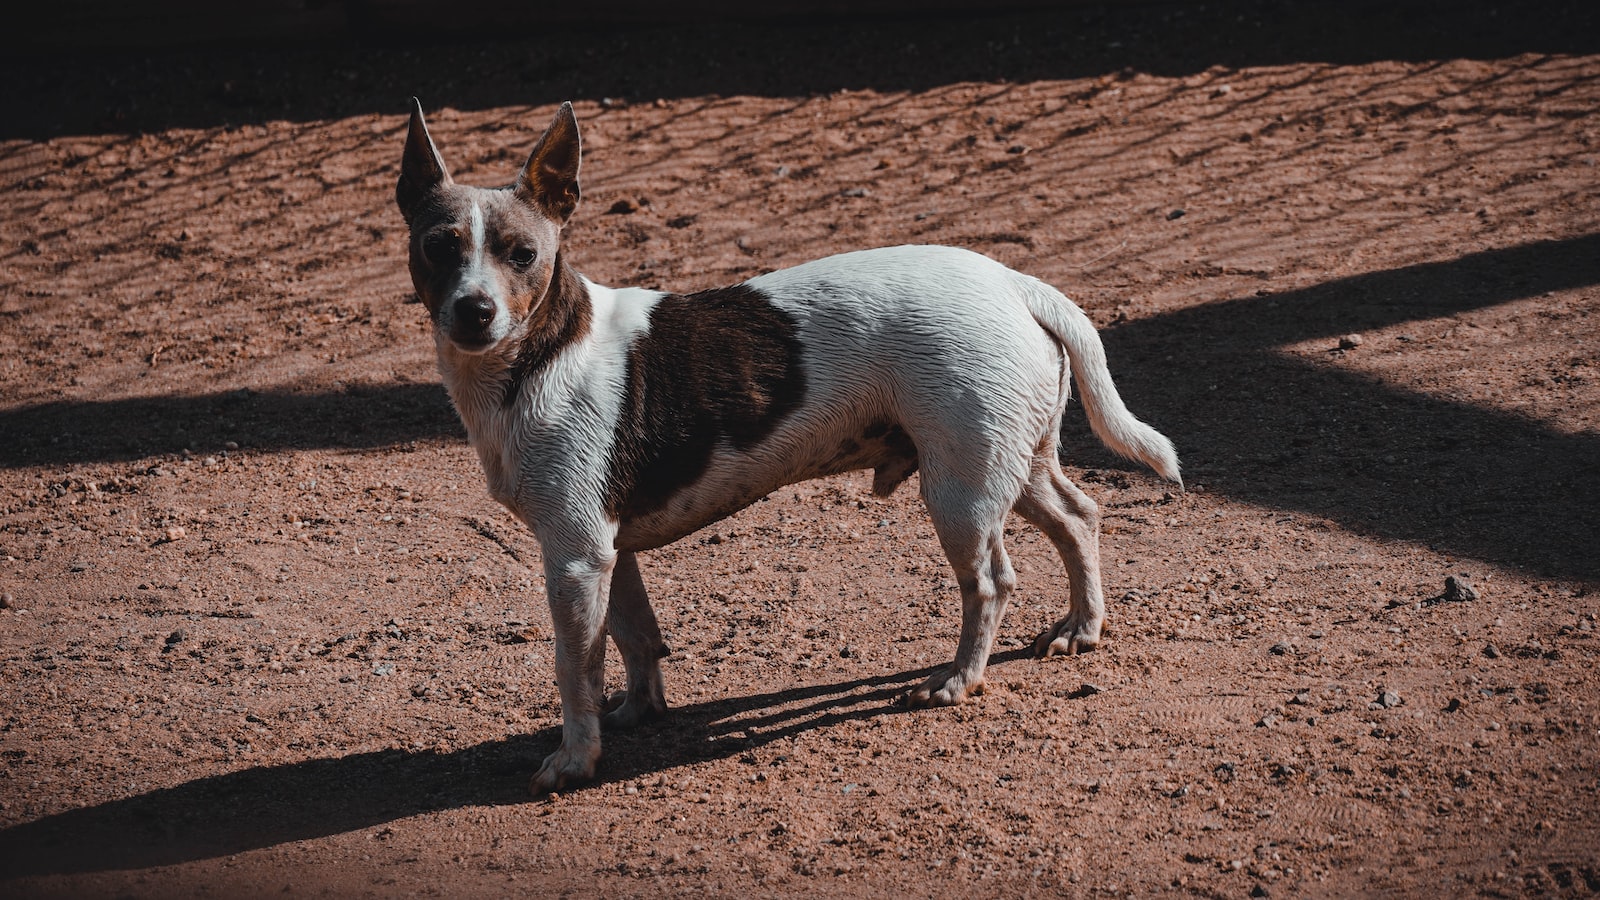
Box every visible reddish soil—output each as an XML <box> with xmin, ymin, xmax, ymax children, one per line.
<box><xmin>2</xmin><ymin>4</ymin><xmax>1598</xmax><ymax>897</ymax></box>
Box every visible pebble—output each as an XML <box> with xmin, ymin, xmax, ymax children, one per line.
<box><xmin>1338</xmin><ymin>334</ymin><xmax>1364</xmax><ymax>350</ymax></box>
<box><xmin>0</xmin><ymin>593</ymin><xmax>12</xmax><ymax>609</ymax></box>
<box><xmin>164</xmin><ymin>526</ymin><xmax>186</xmax><ymax>542</ymax></box>
<box><xmin>373</xmin><ymin>662</ymin><xmax>395</xmax><ymax>677</ymax></box>
<box><xmin>1441</xmin><ymin>575</ymin><xmax>1479</xmax><ymax>602</ymax></box>
<box><xmin>607</xmin><ymin>198</ymin><xmax>641</xmax><ymax>215</ymax></box>
<box><xmin>840</xmin><ymin>187</ymin><xmax>871</xmax><ymax>198</ymax></box>
<box><xmin>1269</xmin><ymin>641</ymin><xmax>1292</xmax><ymax>656</ymax></box>
<box><xmin>1166</xmin><ymin>208</ymin><xmax>1186</xmax><ymax>220</ymax></box>
<box><xmin>165</xmin><ymin>629</ymin><xmax>186</xmax><ymax>645</ymax></box>
<box><xmin>1377</xmin><ymin>690</ymin><xmax>1402</xmax><ymax>709</ymax></box>
<box><xmin>1483</xmin><ymin>643</ymin><xmax>1501</xmax><ymax>659</ymax></box>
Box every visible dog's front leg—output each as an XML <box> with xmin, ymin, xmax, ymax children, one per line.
<box><xmin>531</xmin><ymin>548</ymin><xmax>615</xmax><ymax>795</ymax></box>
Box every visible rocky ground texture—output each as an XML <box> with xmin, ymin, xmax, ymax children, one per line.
<box><xmin>1</xmin><ymin>2</ymin><xmax>1598</xmax><ymax>896</ymax></box>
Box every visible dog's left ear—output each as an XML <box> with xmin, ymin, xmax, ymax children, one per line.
<box><xmin>514</xmin><ymin>102</ymin><xmax>582</xmax><ymax>225</ymax></box>
<box><xmin>397</xmin><ymin>98</ymin><xmax>452</xmax><ymax>224</ymax></box>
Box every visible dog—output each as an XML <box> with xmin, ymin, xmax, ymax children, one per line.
<box><xmin>395</xmin><ymin>100</ymin><xmax>1180</xmax><ymax>794</ymax></box>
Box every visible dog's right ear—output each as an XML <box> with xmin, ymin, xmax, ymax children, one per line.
<box><xmin>397</xmin><ymin>98</ymin><xmax>452</xmax><ymax>224</ymax></box>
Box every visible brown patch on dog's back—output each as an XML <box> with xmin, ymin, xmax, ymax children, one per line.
<box><xmin>605</xmin><ymin>285</ymin><xmax>805</xmax><ymax>520</ymax></box>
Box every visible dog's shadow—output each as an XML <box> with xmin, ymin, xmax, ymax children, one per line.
<box><xmin>0</xmin><ymin>650</ymin><xmax>1033</xmax><ymax>879</ymax></box>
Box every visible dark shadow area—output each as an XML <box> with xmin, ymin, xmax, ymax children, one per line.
<box><xmin>0</xmin><ymin>650</ymin><xmax>1026</xmax><ymax>878</ymax></box>
<box><xmin>1061</xmin><ymin>232</ymin><xmax>1600</xmax><ymax>582</ymax></box>
<box><xmin>0</xmin><ymin>382</ymin><xmax>461</xmax><ymax>468</ymax></box>
<box><xmin>5</xmin><ymin>0</ymin><xmax>1596</xmax><ymax>140</ymax></box>
<box><xmin>4</xmin><ymin>235</ymin><xmax>1597</xmax><ymax>579</ymax></box>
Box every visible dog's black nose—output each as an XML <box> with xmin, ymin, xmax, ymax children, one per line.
<box><xmin>454</xmin><ymin>294</ymin><xmax>496</xmax><ymax>330</ymax></box>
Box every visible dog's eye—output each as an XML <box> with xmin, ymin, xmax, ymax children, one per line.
<box><xmin>509</xmin><ymin>247</ymin><xmax>536</xmax><ymax>270</ymax></box>
<box><xmin>422</xmin><ymin>232</ymin><xmax>460</xmax><ymax>266</ymax></box>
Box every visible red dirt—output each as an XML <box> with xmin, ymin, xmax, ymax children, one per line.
<box><xmin>2</xmin><ymin>4</ymin><xmax>1599</xmax><ymax>897</ymax></box>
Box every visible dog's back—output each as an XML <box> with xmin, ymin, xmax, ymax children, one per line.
<box><xmin>613</xmin><ymin>244</ymin><xmax>1174</xmax><ymax>550</ymax></box>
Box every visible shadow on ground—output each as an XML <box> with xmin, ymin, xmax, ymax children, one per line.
<box><xmin>7</xmin><ymin>234</ymin><xmax>1597</xmax><ymax>580</ymax></box>
<box><xmin>0</xmin><ymin>650</ymin><xmax>996</xmax><ymax>878</ymax></box>
<box><xmin>4</xmin><ymin>0</ymin><xmax>1596</xmax><ymax>139</ymax></box>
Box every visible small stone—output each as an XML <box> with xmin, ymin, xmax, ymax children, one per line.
<box><xmin>0</xmin><ymin>593</ymin><xmax>11</xmax><ymax>609</ymax></box>
<box><xmin>1269</xmin><ymin>641</ymin><xmax>1292</xmax><ymax>656</ymax></box>
<box><xmin>1444</xmin><ymin>697</ymin><xmax>1463</xmax><ymax>712</ymax></box>
<box><xmin>841</xmin><ymin>187</ymin><xmax>871</xmax><ymax>198</ymax></box>
<box><xmin>1483</xmin><ymin>643</ymin><xmax>1501</xmax><ymax>659</ymax></box>
<box><xmin>1257</xmin><ymin>713</ymin><xmax>1281</xmax><ymax>728</ymax></box>
<box><xmin>164</xmin><ymin>526</ymin><xmax>186</xmax><ymax>542</ymax></box>
<box><xmin>165</xmin><ymin>629</ymin><xmax>186</xmax><ymax>645</ymax></box>
<box><xmin>1377</xmin><ymin>690</ymin><xmax>1402</xmax><ymax>709</ymax></box>
<box><xmin>1291</xmin><ymin>691</ymin><xmax>1311</xmax><ymax>705</ymax></box>
<box><xmin>666</xmin><ymin>214</ymin><xmax>697</xmax><ymax>229</ymax></box>
<box><xmin>607</xmin><ymin>198</ymin><xmax>640</xmax><ymax>215</ymax></box>
<box><xmin>224</xmin><ymin>441</ymin><xmax>239</xmax><ymax>451</ymax></box>
<box><xmin>1338</xmin><ymin>334</ymin><xmax>1364</xmax><ymax>350</ymax></box>
<box><xmin>1251</xmin><ymin>885</ymin><xmax>1270</xmax><ymax>898</ymax></box>
<box><xmin>1068</xmin><ymin>682</ymin><xmax>1107</xmax><ymax>699</ymax></box>
<box><xmin>1166</xmin><ymin>208</ymin><xmax>1186</xmax><ymax>220</ymax></box>
<box><xmin>373</xmin><ymin>662</ymin><xmax>395</xmax><ymax>677</ymax></box>
<box><xmin>1441</xmin><ymin>575</ymin><xmax>1479</xmax><ymax>602</ymax></box>
<box><xmin>839</xmin><ymin>646</ymin><xmax>854</xmax><ymax>659</ymax></box>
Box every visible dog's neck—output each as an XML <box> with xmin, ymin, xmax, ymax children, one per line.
<box><xmin>437</xmin><ymin>250</ymin><xmax>593</xmax><ymax>436</ymax></box>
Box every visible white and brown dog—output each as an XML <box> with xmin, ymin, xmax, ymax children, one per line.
<box><xmin>395</xmin><ymin>100</ymin><xmax>1180</xmax><ymax>794</ymax></box>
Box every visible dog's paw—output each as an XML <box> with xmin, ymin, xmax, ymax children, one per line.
<box><xmin>601</xmin><ymin>690</ymin><xmax>666</xmax><ymax>731</ymax></box>
<box><xmin>529</xmin><ymin>742</ymin><xmax>601</xmax><ymax>795</ymax></box>
<box><xmin>1031</xmin><ymin>616</ymin><xmax>1102</xmax><ymax>657</ymax></box>
<box><xmin>902</xmin><ymin>668</ymin><xmax>985</xmax><ymax>708</ymax></box>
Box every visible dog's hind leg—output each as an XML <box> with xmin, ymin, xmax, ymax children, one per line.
<box><xmin>1013</xmin><ymin>450</ymin><xmax>1106</xmax><ymax>657</ymax></box>
<box><xmin>603</xmin><ymin>551</ymin><xmax>668</xmax><ymax>730</ymax></box>
<box><xmin>905</xmin><ymin>477</ymin><xmax>1019</xmax><ymax>707</ymax></box>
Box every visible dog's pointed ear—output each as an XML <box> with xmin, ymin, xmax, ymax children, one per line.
<box><xmin>514</xmin><ymin>102</ymin><xmax>581</xmax><ymax>225</ymax></box>
<box><xmin>397</xmin><ymin>98</ymin><xmax>452</xmax><ymax>223</ymax></box>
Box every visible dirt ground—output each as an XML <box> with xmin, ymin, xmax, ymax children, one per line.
<box><xmin>2</xmin><ymin>2</ymin><xmax>1599</xmax><ymax>896</ymax></box>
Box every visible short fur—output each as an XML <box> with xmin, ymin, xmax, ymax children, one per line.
<box><xmin>395</xmin><ymin>99</ymin><xmax>1181</xmax><ymax>794</ymax></box>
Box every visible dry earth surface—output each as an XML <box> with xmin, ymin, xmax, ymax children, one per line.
<box><xmin>2</xmin><ymin>2</ymin><xmax>1599</xmax><ymax>896</ymax></box>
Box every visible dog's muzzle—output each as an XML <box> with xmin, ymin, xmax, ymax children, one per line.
<box><xmin>448</xmin><ymin>293</ymin><xmax>498</xmax><ymax>350</ymax></box>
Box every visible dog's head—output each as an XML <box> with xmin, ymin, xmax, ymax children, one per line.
<box><xmin>396</xmin><ymin>99</ymin><xmax>581</xmax><ymax>355</ymax></box>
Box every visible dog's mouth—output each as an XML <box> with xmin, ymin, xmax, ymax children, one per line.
<box><xmin>446</xmin><ymin>323</ymin><xmax>497</xmax><ymax>353</ymax></box>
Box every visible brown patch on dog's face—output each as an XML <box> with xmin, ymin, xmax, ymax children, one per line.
<box><xmin>396</xmin><ymin>101</ymin><xmax>584</xmax><ymax>356</ymax></box>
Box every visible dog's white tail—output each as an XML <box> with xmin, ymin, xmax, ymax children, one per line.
<box><xmin>1019</xmin><ymin>278</ymin><xmax>1182</xmax><ymax>486</ymax></box>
